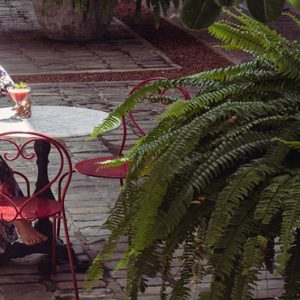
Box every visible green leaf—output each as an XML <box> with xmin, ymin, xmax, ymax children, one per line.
<box><xmin>180</xmin><ymin>0</ymin><xmax>221</xmax><ymax>30</ymax></box>
<box><xmin>205</xmin><ymin>159</ymin><xmax>276</xmax><ymax>249</ymax></box>
<box><xmin>282</xmin><ymin>231</ymin><xmax>300</xmax><ymax>299</ymax></box>
<box><xmin>13</xmin><ymin>81</ymin><xmax>28</xmax><ymax>89</ymax></box>
<box><xmin>254</xmin><ymin>174</ymin><xmax>293</xmax><ymax>224</ymax></box>
<box><xmin>247</xmin><ymin>0</ymin><xmax>285</xmax><ymax>23</ymax></box>
<box><xmin>231</xmin><ymin>235</ymin><xmax>268</xmax><ymax>299</ymax></box>
<box><xmin>207</xmin><ymin>195</ymin><xmax>260</xmax><ymax>299</ymax></box>
<box><xmin>276</xmin><ymin>176</ymin><xmax>300</xmax><ymax>272</ymax></box>
<box><xmin>276</xmin><ymin>139</ymin><xmax>300</xmax><ymax>151</ymax></box>
<box><xmin>283</xmin><ymin>11</ymin><xmax>300</xmax><ymax>27</ymax></box>
<box><xmin>288</xmin><ymin>0</ymin><xmax>300</xmax><ymax>9</ymax></box>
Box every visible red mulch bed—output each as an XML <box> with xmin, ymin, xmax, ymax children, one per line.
<box><xmin>15</xmin><ymin>1</ymin><xmax>231</xmax><ymax>83</ymax></box>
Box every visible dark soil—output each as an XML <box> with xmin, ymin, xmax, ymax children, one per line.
<box><xmin>14</xmin><ymin>1</ymin><xmax>231</xmax><ymax>83</ymax></box>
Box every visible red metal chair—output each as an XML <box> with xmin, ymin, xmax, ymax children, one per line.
<box><xmin>0</xmin><ymin>131</ymin><xmax>79</xmax><ymax>300</ymax></box>
<box><xmin>74</xmin><ymin>77</ymin><xmax>191</xmax><ymax>183</ymax></box>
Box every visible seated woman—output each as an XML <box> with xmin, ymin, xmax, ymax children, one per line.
<box><xmin>0</xmin><ymin>65</ymin><xmax>47</xmax><ymax>253</ymax></box>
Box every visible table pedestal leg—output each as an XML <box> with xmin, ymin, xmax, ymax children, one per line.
<box><xmin>34</xmin><ymin>140</ymin><xmax>55</xmax><ymax>199</ymax></box>
<box><xmin>33</xmin><ymin>140</ymin><xmax>55</xmax><ymax>237</ymax></box>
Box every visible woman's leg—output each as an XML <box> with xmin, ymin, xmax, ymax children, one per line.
<box><xmin>13</xmin><ymin>221</ymin><xmax>48</xmax><ymax>245</ymax></box>
<box><xmin>0</xmin><ymin>156</ymin><xmax>47</xmax><ymax>246</ymax></box>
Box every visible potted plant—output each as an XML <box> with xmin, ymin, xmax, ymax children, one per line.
<box><xmin>32</xmin><ymin>0</ymin><xmax>116</xmax><ymax>42</ymax></box>
<box><xmin>87</xmin><ymin>11</ymin><xmax>300</xmax><ymax>299</ymax></box>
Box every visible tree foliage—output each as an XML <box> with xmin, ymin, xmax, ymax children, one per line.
<box><xmin>142</xmin><ymin>0</ymin><xmax>300</xmax><ymax>29</ymax></box>
<box><xmin>60</xmin><ymin>0</ymin><xmax>300</xmax><ymax>29</ymax></box>
<box><xmin>88</xmin><ymin>10</ymin><xmax>300</xmax><ymax>300</ymax></box>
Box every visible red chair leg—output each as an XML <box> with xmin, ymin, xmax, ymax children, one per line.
<box><xmin>62</xmin><ymin>213</ymin><xmax>80</xmax><ymax>300</ymax></box>
<box><xmin>57</xmin><ymin>213</ymin><xmax>61</xmax><ymax>238</ymax></box>
<box><xmin>52</xmin><ymin>217</ymin><xmax>57</xmax><ymax>274</ymax></box>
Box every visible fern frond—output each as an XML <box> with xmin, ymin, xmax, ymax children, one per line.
<box><xmin>282</xmin><ymin>230</ymin><xmax>300</xmax><ymax>300</ymax></box>
<box><xmin>123</xmin><ymin>101</ymin><xmax>282</xmax><ymax>179</ymax></box>
<box><xmin>126</xmin><ymin>125</ymin><xmax>275</xmax><ymax>256</ymax></box>
<box><xmin>151</xmin><ymin>132</ymin><xmax>272</xmax><ymax>243</ymax></box>
<box><xmin>276</xmin><ymin>138</ymin><xmax>300</xmax><ymax>151</ymax></box>
<box><xmin>129</xmin><ymin>112</ymin><xmax>206</xmax><ymax>253</ymax></box>
<box><xmin>276</xmin><ymin>175</ymin><xmax>300</xmax><ymax>272</ymax></box>
<box><xmin>226</xmin><ymin>8</ymin><xmax>285</xmax><ymax>44</ymax></box>
<box><xmin>214</xmin><ymin>115</ymin><xmax>293</xmax><ymax>147</ymax></box>
<box><xmin>160</xmin><ymin>83</ymin><xmax>254</xmax><ymax>122</ymax></box>
<box><xmin>254</xmin><ymin>174</ymin><xmax>292</xmax><ymax>224</ymax></box>
<box><xmin>160</xmin><ymin>81</ymin><xmax>300</xmax><ymax>124</ymax></box>
<box><xmin>125</xmin><ymin>245</ymin><xmax>162</xmax><ymax>297</ymax></box>
<box><xmin>87</xmin><ymin>181</ymin><xmax>140</xmax><ymax>284</ymax></box>
<box><xmin>283</xmin><ymin>12</ymin><xmax>300</xmax><ymax>28</ymax></box>
<box><xmin>169</xmin><ymin>232</ymin><xmax>195</xmax><ymax>300</ymax></box>
<box><xmin>230</xmin><ymin>235</ymin><xmax>268</xmax><ymax>300</ymax></box>
<box><xmin>159</xmin><ymin>99</ymin><xmax>186</xmax><ymax>120</ymax></box>
<box><xmin>205</xmin><ymin>151</ymin><xmax>282</xmax><ymax>249</ymax></box>
<box><xmin>90</xmin><ymin>80</ymin><xmax>170</xmax><ymax>138</ymax></box>
<box><xmin>160</xmin><ymin>252</ymin><xmax>172</xmax><ymax>300</ymax></box>
<box><xmin>206</xmin><ymin>132</ymin><xmax>293</xmax><ymax>249</ymax></box>
<box><xmin>209</xmin><ymin>11</ymin><xmax>300</xmax><ymax>80</ymax></box>
<box><xmin>184</xmin><ymin>60</ymin><xmax>272</xmax><ymax>82</ymax></box>
<box><xmin>206</xmin><ymin>195</ymin><xmax>260</xmax><ymax>299</ymax></box>
<box><xmin>208</xmin><ymin>21</ymin><xmax>271</xmax><ymax>55</ymax></box>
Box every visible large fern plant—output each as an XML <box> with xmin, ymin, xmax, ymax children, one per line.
<box><xmin>88</xmin><ymin>10</ymin><xmax>300</xmax><ymax>300</ymax></box>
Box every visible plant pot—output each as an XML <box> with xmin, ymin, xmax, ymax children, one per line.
<box><xmin>32</xmin><ymin>0</ymin><xmax>114</xmax><ymax>42</ymax></box>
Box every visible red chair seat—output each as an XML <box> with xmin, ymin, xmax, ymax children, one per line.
<box><xmin>0</xmin><ymin>196</ymin><xmax>62</xmax><ymax>221</ymax></box>
<box><xmin>74</xmin><ymin>79</ymin><xmax>190</xmax><ymax>183</ymax></box>
<box><xmin>0</xmin><ymin>131</ymin><xmax>79</xmax><ymax>300</ymax></box>
<box><xmin>74</xmin><ymin>156</ymin><xmax>128</xmax><ymax>178</ymax></box>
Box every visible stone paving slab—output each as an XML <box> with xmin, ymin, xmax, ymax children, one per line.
<box><xmin>0</xmin><ymin>0</ymin><xmax>180</xmax><ymax>76</ymax></box>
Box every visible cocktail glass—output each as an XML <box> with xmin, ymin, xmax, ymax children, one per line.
<box><xmin>7</xmin><ymin>86</ymin><xmax>31</xmax><ymax>118</ymax></box>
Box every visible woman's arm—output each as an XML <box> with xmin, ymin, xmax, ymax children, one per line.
<box><xmin>0</xmin><ymin>65</ymin><xmax>31</xmax><ymax>118</ymax></box>
<box><xmin>0</xmin><ymin>65</ymin><xmax>14</xmax><ymax>96</ymax></box>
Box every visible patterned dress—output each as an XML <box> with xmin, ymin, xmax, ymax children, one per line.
<box><xmin>0</xmin><ymin>65</ymin><xmax>20</xmax><ymax>254</ymax></box>
<box><xmin>0</xmin><ymin>65</ymin><xmax>13</xmax><ymax>96</ymax></box>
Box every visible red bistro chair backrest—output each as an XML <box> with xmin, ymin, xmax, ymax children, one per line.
<box><xmin>74</xmin><ymin>78</ymin><xmax>191</xmax><ymax>180</ymax></box>
<box><xmin>0</xmin><ymin>131</ymin><xmax>73</xmax><ymax>222</ymax></box>
<box><xmin>117</xmin><ymin>77</ymin><xmax>191</xmax><ymax>156</ymax></box>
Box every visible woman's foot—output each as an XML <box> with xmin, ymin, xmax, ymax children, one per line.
<box><xmin>13</xmin><ymin>221</ymin><xmax>48</xmax><ymax>245</ymax></box>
